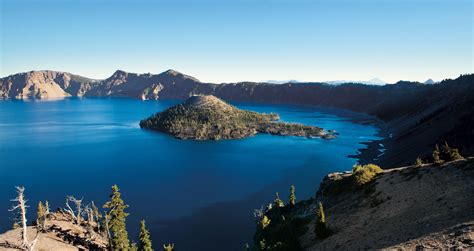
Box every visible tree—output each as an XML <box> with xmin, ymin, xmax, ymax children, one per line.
<box><xmin>163</xmin><ymin>243</ymin><xmax>174</xmax><ymax>251</ymax></box>
<box><xmin>441</xmin><ymin>142</ymin><xmax>463</xmax><ymax>161</ymax></box>
<box><xmin>314</xmin><ymin>202</ymin><xmax>331</xmax><ymax>239</ymax></box>
<box><xmin>432</xmin><ymin>144</ymin><xmax>444</xmax><ymax>165</ymax></box>
<box><xmin>260</xmin><ymin>215</ymin><xmax>271</xmax><ymax>229</ymax></box>
<box><xmin>414</xmin><ymin>157</ymin><xmax>423</xmax><ymax>167</ymax></box>
<box><xmin>65</xmin><ymin>196</ymin><xmax>83</xmax><ymax>224</ymax></box>
<box><xmin>44</xmin><ymin>201</ymin><xmax>50</xmax><ymax>215</ymax></box>
<box><xmin>273</xmin><ymin>192</ymin><xmax>284</xmax><ymax>208</ymax></box>
<box><xmin>130</xmin><ymin>242</ymin><xmax>138</xmax><ymax>251</ymax></box>
<box><xmin>289</xmin><ymin>185</ymin><xmax>296</xmax><ymax>206</ymax></box>
<box><xmin>9</xmin><ymin>186</ymin><xmax>39</xmax><ymax>250</ymax></box>
<box><xmin>36</xmin><ymin>201</ymin><xmax>46</xmax><ymax>231</ymax></box>
<box><xmin>103</xmin><ymin>185</ymin><xmax>130</xmax><ymax>250</ymax></box>
<box><xmin>138</xmin><ymin>220</ymin><xmax>153</xmax><ymax>251</ymax></box>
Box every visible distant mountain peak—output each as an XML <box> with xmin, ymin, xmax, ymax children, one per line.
<box><xmin>424</xmin><ymin>79</ymin><xmax>435</xmax><ymax>84</ymax></box>
<box><xmin>111</xmin><ymin>70</ymin><xmax>128</xmax><ymax>78</ymax></box>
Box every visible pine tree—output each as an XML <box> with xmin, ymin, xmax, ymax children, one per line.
<box><xmin>103</xmin><ymin>185</ymin><xmax>130</xmax><ymax>250</ymax></box>
<box><xmin>138</xmin><ymin>220</ymin><xmax>153</xmax><ymax>251</ymax></box>
<box><xmin>37</xmin><ymin>201</ymin><xmax>46</xmax><ymax>230</ymax></box>
<box><xmin>44</xmin><ymin>200</ymin><xmax>50</xmax><ymax>215</ymax></box>
<box><xmin>441</xmin><ymin>142</ymin><xmax>463</xmax><ymax>161</ymax></box>
<box><xmin>130</xmin><ymin>242</ymin><xmax>138</xmax><ymax>251</ymax></box>
<box><xmin>273</xmin><ymin>192</ymin><xmax>284</xmax><ymax>208</ymax></box>
<box><xmin>432</xmin><ymin>144</ymin><xmax>443</xmax><ymax>165</ymax></box>
<box><xmin>315</xmin><ymin>202</ymin><xmax>331</xmax><ymax>239</ymax></box>
<box><xmin>289</xmin><ymin>185</ymin><xmax>296</xmax><ymax>206</ymax></box>
<box><xmin>414</xmin><ymin>157</ymin><xmax>423</xmax><ymax>167</ymax></box>
<box><xmin>260</xmin><ymin>215</ymin><xmax>271</xmax><ymax>229</ymax></box>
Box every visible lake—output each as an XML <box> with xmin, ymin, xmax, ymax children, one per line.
<box><xmin>0</xmin><ymin>98</ymin><xmax>381</xmax><ymax>250</ymax></box>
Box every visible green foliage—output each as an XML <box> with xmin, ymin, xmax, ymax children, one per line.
<box><xmin>352</xmin><ymin>164</ymin><xmax>383</xmax><ymax>186</ymax></box>
<box><xmin>130</xmin><ymin>242</ymin><xmax>138</xmax><ymax>251</ymax></box>
<box><xmin>273</xmin><ymin>192</ymin><xmax>284</xmax><ymax>208</ymax></box>
<box><xmin>37</xmin><ymin>201</ymin><xmax>46</xmax><ymax>229</ymax></box>
<box><xmin>414</xmin><ymin>157</ymin><xmax>423</xmax><ymax>167</ymax></box>
<box><xmin>314</xmin><ymin>202</ymin><xmax>331</xmax><ymax>239</ymax></box>
<box><xmin>441</xmin><ymin>142</ymin><xmax>463</xmax><ymax>161</ymax></box>
<box><xmin>254</xmin><ymin>200</ymin><xmax>310</xmax><ymax>251</ymax></box>
<box><xmin>103</xmin><ymin>185</ymin><xmax>130</xmax><ymax>250</ymax></box>
<box><xmin>432</xmin><ymin>142</ymin><xmax>463</xmax><ymax>165</ymax></box>
<box><xmin>163</xmin><ymin>243</ymin><xmax>174</xmax><ymax>251</ymax></box>
<box><xmin>138</xmin><ymin>220</ymin><xmax>153</xmax><ymax>251</ymax></box>
<box><xmin>433</xmin><ymin>144</ymin><xmax>444</xmax><ymax>165</ymax></box>
<box><xmin>260</xmin><ymin>215</ymin><xmax>271</xmax><ymax>230</ymax></box>
<box><xmin>289</xmin><ymin>185</ymin><xmax>296</xmax><ymax>206</ymax></box>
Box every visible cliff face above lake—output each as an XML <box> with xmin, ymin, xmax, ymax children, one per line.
<box><xmin>1</xmin><ymin>70</ymin><xmax>473</xmax><ymax>165</ymax></box>
<box><xmin>139</xmin><ymin>95</ymin><xmax>330</xmax><ymax>140</ymax></box>
<box><xmin>253</xmin><ymin>158</ymin><xmax>474</xmax><ymax>250</ymax></box>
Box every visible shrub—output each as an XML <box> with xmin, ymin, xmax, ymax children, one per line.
<box><xmin>352</xmin><ymin>164</ymin><xmax>383</xmax><ymax>186</ymax></box>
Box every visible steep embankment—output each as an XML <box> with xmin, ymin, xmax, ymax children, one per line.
<box><xmin>254</xmin><ymin>158</ymin><xmax>474</xmax><ymax>250</ymax></box>
<box><xmin>306</xmin><ymin>158</ymin><xmax>474</xmax><ymax>249</ymax></box>
<box><xmin>1</xmin><ymin>70</ymin><xmax>473</xmax><ymax>166</ymax></box>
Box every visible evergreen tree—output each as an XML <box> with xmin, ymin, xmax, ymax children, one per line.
<box><xmin>441</xmin><ymin>142</ymin><xmax>464</xmax><ymax>161</ymax></box>
<box><xmin>315</xmin><ymin>202</ymin><xmax>331</xmax><ymax>239</ymax></box>
<box><xmin>103</xmin><ymin>185</ymin><xmax>130</xmax><ymax>250</ymax></box>
<box><xmin>45</xmin><ymin>200</ymin><xmax>50</xmax><ymax>215</ymax></box>
<box><xmin>289</xmin><ymin>185</ymin><xmax>296</xmax><ymax>206</ymax></box>
<box><xmin>130</xmin><ymin>242</ymin><xmax>138</xmax><ymax>251</ymax></box>
<box><xmin>138</xmin><ymin>220</ymin><xmax>153</xmax><ymax>251</ymax></box>
<box><xmin>414</xmin><ymin>157</ymin><xmax>423</xmax><ymax>167</ymax></box>
<box><xmin>260</xmin><ymin>215</ymin><xmax>271</xmax><ymax>229</ymax></box>
<box><xmin>37</xmin><ymin>201</ymin><xmax>46</xmax><ymax>230</ymax></box>
<box><xmin>432</xmin><ymin>144</ymin><xmax>443</xmax><ymax>165</ymax></box>
<box><xmin>273</xmin><ymin>192</ymin><xmax>284</xmax><ymax>208</ymax></box>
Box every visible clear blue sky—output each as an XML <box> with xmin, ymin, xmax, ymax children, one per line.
<box><xmin>1</xmin><ymin>0</ymin><xmax>472</xmax><ymax>83</ymax></box>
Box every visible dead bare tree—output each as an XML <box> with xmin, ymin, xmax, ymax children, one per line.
<box><xmin>9</xmin><ymin>186</ymin><xmax>39</xmax><ymax>250</ymax></box>
<box><xmin>65</xmin><ymin>196</ymin><xmax>83</xmax><ymax>224</ymax></box>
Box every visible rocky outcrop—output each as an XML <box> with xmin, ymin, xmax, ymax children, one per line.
<box><xmin>0</xmin><ymin>210</ymin><xmax>107</xmax><ymax>250</ymax></box>
<box><xmin>139</xmin><ymin>95</ymin><xmax>331</xmax><ymax>140</ymax></box>
<box><xmin>0</xmin><ymin>71</ymin><xmax>97</xmax><ymax>99</ymax></box>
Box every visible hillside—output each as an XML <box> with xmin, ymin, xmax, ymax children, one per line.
<box><xmin>254</xmin><ymin>158</ymin><xmax>474</xmax><ymax>250</ymax></box>
<box><xmin>1</xmin><ymin>70</ymin><xmax>473</xmax><ymax>166</ymax></box>
<box><xmin>139</xmin><ymin>95</ymin><xmax>331</xmax><ymax>140</ymax></box>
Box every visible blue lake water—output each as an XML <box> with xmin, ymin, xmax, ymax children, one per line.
<box><xmin>0</xmin><ymin>98</ymin><xmax>381</xmax><ymax>250</ymax></box>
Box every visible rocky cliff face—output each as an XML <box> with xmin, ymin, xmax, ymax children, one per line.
<box><xmin>1</xmin><ymin>70</ymin><xmax>473</xmax><ymax>165</ymax></box>
<box><xmin>0</xmin><ymin>71</ymin><xmax>97</xmax><ymax>99</ymax></box>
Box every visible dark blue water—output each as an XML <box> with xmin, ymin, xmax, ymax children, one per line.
<box><xmin>0</xmin><ymin>98</ymin><xmax>380</xmax><ymax>250</ymax></box>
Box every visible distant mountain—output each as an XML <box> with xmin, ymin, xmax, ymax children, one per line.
<box><xmin>326</xmin><ymin>77</ymin><xmax>388</xmax><ymax>85</ymax></box>
<box><xmin>265</xmin><ymin>80</ymin><xmax>300</xmax><ymax>84</ymax></box>
<box><xmin>424</xmin><ymin>78</ymin><xmax>435</xmax><ymax>84</ymax></box>
<box><xmin>1</xmin><ymin>70</ymin><xmax>473</xmax><ymax>166</ymax></box>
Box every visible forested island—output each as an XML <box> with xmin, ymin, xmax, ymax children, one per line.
<box><xmin>139</xmin><ymin>95</ymin><xmax>334</xmax><ymax>140</ymax></box>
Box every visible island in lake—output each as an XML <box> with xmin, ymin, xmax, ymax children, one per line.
<box><xmin>139</xmin><ymin>95</ymin><xmax>335</xmax><ymax>140</ymax></box>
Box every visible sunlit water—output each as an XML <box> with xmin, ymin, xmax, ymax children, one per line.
<box><xmin>0</xmin><ymin>98</ymin><xmax>381</xmax><ymax>250</ymax></box>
